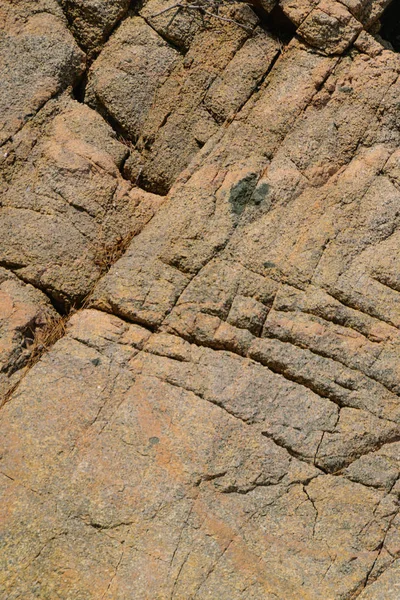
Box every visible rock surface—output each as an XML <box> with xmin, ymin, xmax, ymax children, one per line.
<box><xmin>0</xmin><ymin>268</ymin><xmax>57</xmax><ymax>398</ymax></box>
<box><xmin>60</xmin><ymin>0</ymin><xmax>131</xmax><ymax>56</ymax></box>
<box><xmin>0</xmin><ymin>0</ymin><xmax>85</xmax><ymax>146</ymax></box>
<box><xmin>85</xmin><ymin>4</ymin><xmax>270</xmax><ymax>193</ymax></box>
<box><xmin>1</xmin><ymin>0</ymin><xmax>400</xmax><ymax>598</ymax></box>
<box><xmin>0</xmin><ymin>93</ymin><xmax>164</xmax><ymax>306</ymax></box>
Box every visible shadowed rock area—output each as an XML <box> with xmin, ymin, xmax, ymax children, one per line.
<box><xmin>1</xmin><ymin>0</ymin><xmax>400</xmax><ymax>598</ymax></box>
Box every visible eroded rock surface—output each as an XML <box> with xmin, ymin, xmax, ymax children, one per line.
<box><xmin>85</xmin><ymin>5</ymin><xmax>273</xmax><ymax>193</ymax></box>
<box><xmin>0</xmin><ymin>0</ymin><xmax>85</xmax><ymax>146</ymax></box>
<box><xmin>0</xmin><ymin>268</ymin><xmax>57</xmax><ymax>398</ymax></box>
<box><xmin>0</xmin><ymin>93</ymin><xmax>164</xmax><ymax>306</ymax></box>
<box><xmin>2</xmin><ymin>0</ymin><xmax>400</xmax><ymax>598</ymax></box>
<box><xmin>60</xmin><ymin>0</ymin><xmax>131</xmax><ymax>56</ymax></box>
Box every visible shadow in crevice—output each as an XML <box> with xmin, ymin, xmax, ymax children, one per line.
<box><xmin>253</xmin><ymin>3</ymin><xmax>296</xmax><ymax>44</ymax></box>
<box><xmin>379</xmin><ymin>0</ymin><xmax>400</xmax><ymax>52</ymax></box>
<box><xmin>72</xmin><ymin>72</ymin><xmax>88</xmax><ymax>103</ymax></box>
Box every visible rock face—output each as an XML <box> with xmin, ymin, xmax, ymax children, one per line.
<box><xmin>0</xmin><ymin>0</ymin><xmax>85</xmax><ymax>147</ymax></box>
<box><xmin>60</xmin><ymin>0</ymin><xmax>131</xmax><ymax>56</ymax></box>
<box><xmin>1</xmin><ymin>0</ymin><xmax>400</xmax><ymax>598</ymax></box>
<box><xmin>0</xmin><ymin>268</ymin><xmax>57</xmax><ymax>398</ymax></box>
<box><xmin>85</xmin><ymin>4</ymin><xmax>273</xmax><ymax>193</ymax></box>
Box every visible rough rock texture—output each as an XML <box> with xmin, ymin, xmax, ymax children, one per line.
<box><xmin>85</xmin><ymin>5</ymin><xmax>272</xmax><ymax>193</ymax></box>
<box><xmin>2</xmin><ymin>0</ymin><xmax>400</xmax><ymax>598</ymax></box>
<box><xmin>60</xmin><ymin>0</ymin><xmax>131</xmax><ymax>56</ymax></box>
<box><xmin>0</xmin><ymin>93</ymin><xmax>163</xmax><ymax>306</ymax></box>
<box><xmin>0</xmin><ymin>268</ymin><xmax>57</xmax><ymax>398</ymax></box>
<box><xmin>0</xmin><ymin>0</ymin><xmax>86</xmax><ymax>146</ymax></box>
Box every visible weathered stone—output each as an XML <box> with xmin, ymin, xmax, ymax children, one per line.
<box><xmin>2</xmin><ymin>309</ymin><xmax>399</xmax><ymax>598</ymax></box>
<box><xmin>140</xmin><ymin>0</ymin><xmax>207</xmax><ymax>50</ymax></box>
<box><xmin>85</xmin><ymin>7</ymin><xmax>263</xmax><ymax>192</ymax></box>
<box><xmin>358</xmin><ymin>561</ymin><xmax>400</xmax><ymax>599</ymax></box>
<box><xmin>85</xmin><ymin>17</ymin><xmax>181</xmax><ymax>141</ymax></box>
<box><xmin>340</xmin><ymin>0</ymin><xmax>391</xmax><ymax>26</ymax></box>
<box><xmin>297</xmin><ymin>1</ymin><xmax>363</xmax><ymax>55</ymax></box>
<box><xmin>2</xmin><ymin>1</ymin><xmax>400</xmax><ymax>598</ymax></box>
<box><xmin>0</xmin><ymin>95</ymin><xmax>163</xmax><ymax>305</ymax></box>
<box><xmin>60</xmin><ymin>0</ymin><xmax>131</xmax><ymax>56</ymax></box>
<box><xmin>204</xmin><ymin>29</ymin><xmax>280</xmax><ymax>123</ymax></box>
<box><xmin>0</xmin><ymin>0</ymin><xmax>86</xmax><ymax>147</ymax></box>
<box><xmin>0</xmin><ymin>268</ymin><xmax>57</xmax><ymax>397</ymax></box>
<box><xmin>344</xmin><ymin>453</ymin><xmax>400</xmax><ymax>490</ymax></box>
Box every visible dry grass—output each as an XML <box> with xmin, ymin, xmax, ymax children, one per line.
<box><xmin>117</xmin><ymin>134</ymin><xmax>136</xmax><ymax>151</ymax></box>
<box><xmin>0</xmin><ymin>314</ymin><xmax>71</xmax><ymax>409</ymax></box>
<box><xmin>1</xmin><ymin>216</ymin><xmax>145</xmax><ymax>409</ymax></box>
<box><xmin>25</xmin><ymin>314</ymin><xmax>70</xmax><ymax>369</ymax></box>
<box><xmin>150</xmin><ymin>0</ymin><xmax>254</xmax><ymax>31</ymax></box>
<box><xmin>92</xmin><ymin>233</ymin><xmax>134</xmax><ymax>276</ymax></box>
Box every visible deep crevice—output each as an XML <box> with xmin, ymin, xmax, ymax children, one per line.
<box><xmin>72</xmin><ymin>72</ymin><xmax>88</xmax><ymax>104</ymax></box>
<box><xmin>0</xmin><ymin>223</ymin><xmax>153</xmax><ymax>405</ymax></box>
<box><xmin>71</xmin><ymin>2</ymin><xmax>296</xmax><ymax>199</ymax></box>
<box><xmin>257</xmin><ymin>4</ymin><xmax>296</xmax><ymax>44</ymax></box>
<box><xmin>380</xmin><ymin>0</ymin><xmax>400</xmax><ymax>52</ymax></box>
<box><xmin>0</xmin><ymin>261</ymin><xmax>71</xmax><ymax>316</ymax></box>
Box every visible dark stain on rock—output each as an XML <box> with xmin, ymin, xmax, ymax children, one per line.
<box><xmin>229</xmin><ymin>174</ymin><xmax>271</xmax><ymax>216</ymax></box>
<box><xmin>264</xmin><ymin>260</ymin><xmax>276</xmax><ymax>269</ymax></box>
<box><xmin>229</xmin><ymin>173</ymin><xmax>259</xmax><ymax>215</ymax></box>
<box><xmin>251</xmin><ymin>182</ymin><xmax>270</xmax><ymax>205</ymax></box>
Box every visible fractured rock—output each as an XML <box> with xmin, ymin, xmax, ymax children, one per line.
<box><xmin>59</xmin><ymin>0</ymin><xmax>131</xmax><ymax>56</ymax></box>
<box><xmin>2</xmin><ymin>309</ymin><xmax>400</xmax><ymax>598</ymax></box>
<box><xmin>85</xmin><ymin>6</ymin><xmax>277</xmax><ymax>193</ymax></box>
<box><xmin>0</xmin><ymin>94</ymin><xmax>163</xmax><ymax>305</ymax></box>
<box><xmin>2</xmin><ymin>0</ymin><xmax>400</xmax><ymax>598</ymax></box>
<box><xmin>0</xmin><ymin>0</ymin><xmax>86</xmax><ymax>146</ymax></box>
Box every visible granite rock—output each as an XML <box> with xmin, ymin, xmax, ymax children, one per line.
<box><xmin>2</xmin><ymin>1</ymin><xmax>400</xmax><ymax>598</ymax></box>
